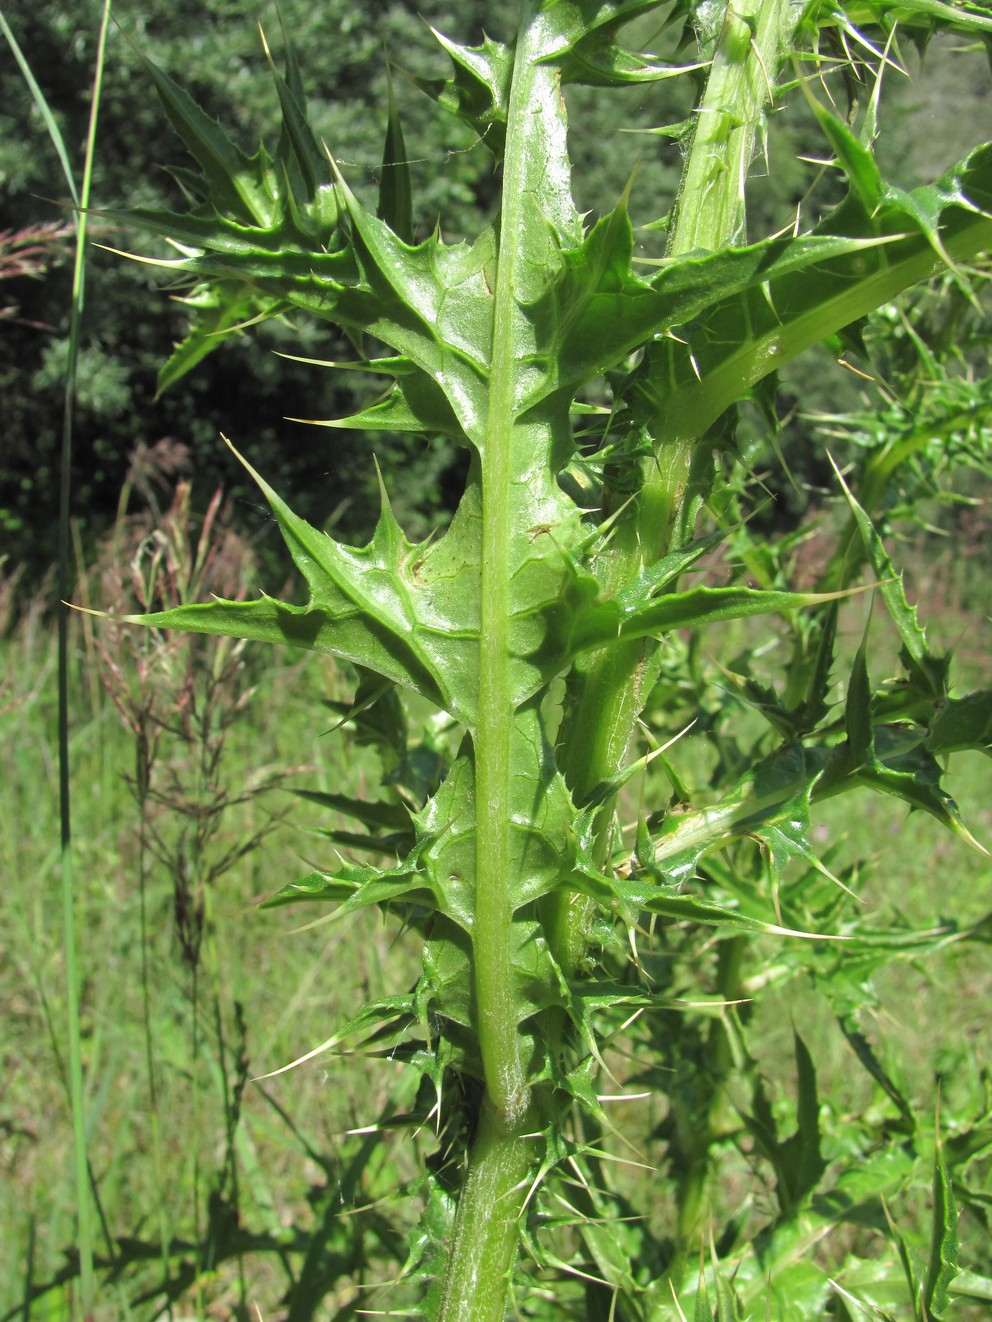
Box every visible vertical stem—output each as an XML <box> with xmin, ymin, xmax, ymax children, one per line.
<box><xmin>473</xmin><ymin>0</ymin><xmax>541</xmax><ymax>1129</ymax></box>
<box><xmin>670</xmin><ymin>0</ymin><xmax>803</xmax><ymax>257</ymax></box>
<box><xmin>441</xmin><ymin>4</ymin><xmax>569</xmax><ymax>1312</ymax></box>
<box><xmin>673</xmin><ymin>935</ymin><xmax>747</xmax><ymax>1238</ymax></box>
<box><xmin>54</xmin><ymin>6</ymin><xmax>112</xmax><ymax>1312</ymax></box>
<box><xmin>548</xmin><ymin>447</ymin><xmax>692</xmax><ymax>980</ymax></box>
<box><xmin>435</xmin><ymin>1100</ymin><xmax>534</xmax><ymax>1322</ymax></box>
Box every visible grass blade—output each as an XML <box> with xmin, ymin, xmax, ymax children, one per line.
<box><xmin>27</xmin><ymin>1</ymin><xmax>116</xmax><ymax>1312</ymax></box>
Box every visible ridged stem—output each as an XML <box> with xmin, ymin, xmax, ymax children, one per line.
<box><xmin>472</xmin><ymin>1</ymin><xmax>541</xmax><ymax>1130</ymax></box>
<box><xmin>669</xmin><ymin>0</ymin><xmax>804</xmax><ymax>256</ymax></box>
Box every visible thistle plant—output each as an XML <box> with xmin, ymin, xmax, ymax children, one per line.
<box><xmin>106</xmin><ymin>1</ymin><xmax>992</xmax><ymax>1315</ymax></box>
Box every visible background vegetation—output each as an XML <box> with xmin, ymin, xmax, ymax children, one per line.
<box><xmin>4</xmin><ymin>0</ymin><xmax>990</xmax><ymax>580</ymax></box>
<box><xmin>2</xmin><ymin>1</ymin><xmax>991</xmax><ymax>1318</ymax></box>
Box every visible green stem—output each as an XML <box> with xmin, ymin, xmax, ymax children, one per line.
<box><xmin>549</xmin><ymin>447</ymin><xmax>692</xmax><ymax>979</ymax></box>
<box><xmin>444</xmin><ymin>5</ymin><xmax>580</xmax><ymax>1310</ymax></box>
<box><xmin>435</xmin><ymin>1099</ymin><xmax>535</xmax><ymax>1322</ymax></box>
<box><xmin>641</xmin><ymin>726</ymin><xmax>932</xmax><ymax>875</ymax></box>
<box><xmin>671</xmin><ymin>1</ymin><xmax>803</xmax><ymax>256</ymax></box>
<box><xmin>473</xmin><ymin>4</ymin><xmax>540</xmax><ymax>1129</ymax></box>
<box><xmin>658</xmin><ymin>216</ymin><xmax>992</xmax><ymax>451</ymax></box>
<box><xmin>673</xmin><ymin>935</ymin><xmax>747</xmax><ymax>1238</ymax></box>
<box><xmin>549</xmin><ymin>0</ymin><xmax>806</xmax><ymax>986</ymax></box>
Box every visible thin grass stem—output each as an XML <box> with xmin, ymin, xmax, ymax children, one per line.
<box><xmin>48</xmin><ymin>3</ymin><xmax>114</xmax><ymax>1313</ymax></box>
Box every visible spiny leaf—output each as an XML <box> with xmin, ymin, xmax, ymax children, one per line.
<box><xmin>293</xmin><ymin>369</ymin><xmax>469</xmax><ymax>443</ymax></box>
<box><xmin>636</xmin><ymin>142</ymin><xmax>992</xmax><ymax>447</ymax></box>
<box><xmin>831</xmin><ymin>459</ymin><xmax>947</xmax><ymax>691</ymax></box>
<box><xmin>845</xmin><ymin>0</ymin><xmax>992</xmax><ymax>37</ymax></box>
<box><xmin>712</xmin><ymin>1256</ymin><xmax>746</xmax><ymax>1322</ymax></box>
<box><xmin>259</xmin><ymin>22</ymin><xmax>325</xmax><ymax>204</ymax></box>
<box><xmin>566</xmin><ymin>581</ymin><xmax>854</xmax><ymax>660</ymax></box>
<box><xmin>260</xmin><ymin>855</ymin><xmax>434</xmax><ymax>917</ymax></box>
<box><xmin>791</xmin><ymin>1030</ymin><xmax>827</xmax><ymax>1203</ymax></box>
<box><xmin>839</xmin><ymin>1017</ymin><xmax>917</xmax><ymax>1135</ymax></box>
<box><xmin>414</xmin><ymin>29</ymin><xmax>513</xmax><ymax>161</ymax></box>
<box><xmin>155</xmin><ymin>282</ymin><xmax>288</xmax><ymax>397</ymax></box>
<box><xmin>853</xmin><ymin>734</ymin><xmax>988</xmax><ymax>855</ymax></box>
<box><xmin>574</xmin><ymin>851</ymin><xmax>845</xmax><ymax>941</ymax></box>
<box><xmin>139</xmin><ymin>54</ymin><xmax>278</xmax><ymax>228</ymax></box>
<box><xmin>541</xmin><ymin>0</ymin><xmax>700</xmax><ymax>87</ymax></box>
<box><xmin>845</xmin><ymin>634</ymin><xmax>874</xmax><ymax>769</ymax></box>
<box><xmin>293</xmin><ymin>789</ymin><xmax>411</xmax><ymax>833</ymax></box>
<box><xmin>795</xmin><ymin>601</ymin><xmax>839</xmax><ymax>734</ymax></box>
<box><xmin>253</xmin><ymin>995</ymin><xmax>417</xmax><ymax>1080</ymax></box>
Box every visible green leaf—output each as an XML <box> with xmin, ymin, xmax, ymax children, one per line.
<box><xmin>0</xmin><ymin>10</ymin><xmax>80</xmax><ymax>206</ymax></box>
<box><xmin>140</xmin><ymin>54</ymin><xmax>279</xmax><ymax>227</ymax></box>
<box><xmin>854</xmin><ymin>734</ymin><xmax>987</xmax><ymax>854</ymax></box>
<box><xmin>293</xmin><ymin>789</ymin><xmax>411</xmax><ymax>833</ymax></box>
<box><xmin>792</xmin><ymin>1030</ymin><xmax>827</xmax><ymax>1202</ymax></box>
<box><xmin>575</xmin><ymin>857</ymin><xmax>842</xmax><ymax>941</ymax></box>
<box><xmin>950</xmin><ymin>1270</ymin><xmax>992</xmax><ymax>1304</ymax></box>
<box><xmin>124</xmin><ymin>440</ymin><xmax>479</xmax><ymax>718</ymax></box>
<box><xmin>260</xmin><ymin>855</ymin><xmax>434</xmax><ymax>918</ymax></box>
<box><xmin>796</xmin><ymin>601</ymin><xmax>838</xmax><ymax>734</ymax></box>
<box><xmin>261</xmin><ymin>23</ymin><xmax>326</xmax><ymax>204</ymax></box>
<box><xmin>541</xmin><ymin>0</ymin><xmax>700</xmax><ymax>87</ymax></box>
<box><xmin>255</xmin><ymin>993</ymin><xmax>418</xmax><ymax>1080</ymax></box>
<box><xmin>841</xmin><ymin>0</ymin><xmax>992</xmax><ymax>37</ymax></box>
<box><xmin>292</xmin><ymin>369</ymin><xmax>468</xmax><ymax>442</ymax></box>
<box><xmin>636</xmin><ymin>142</ymin><xmax>992</xmax><ymax>447</ymax></box>
<box><xmin>566</xmin><ymin>582</ymin><xmax>851</xmax><ymax>659</ymax></box>
<box><xmin>713</xmin><ymin>1262</ymin><xmax>746</xmax><ymax>1322</ymax></box>
<box><xmin>155</xmin><ymin>282</ymin><xmax>288</xmax><ymax>396</ymax></box>
<box><xmin>845</xmin><ymin>635</ymin><xmax>874</xmax><ymax>769</ymax></box>
<box><xmin>414</xmin><ymin>29</ymin><xmax>513</xmax><ymax>162</ymax></box>
<box><xmin>832</xmin><ymin>461</ymin><xmax>935</xmax><ymax>678</ymax></box>
<box><xmin>693</xmin><ymin>1251</ymin><xmax>712</xmax><ymax>1322</ymax></box>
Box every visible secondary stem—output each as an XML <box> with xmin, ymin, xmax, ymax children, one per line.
<box><xmin>670</xmin><ymin>0</ymin><xmax>803</xmax><ymax>256</ymax></box>
<box><xmin>549</xmin><ymin>450</ymin><xmax>691</xmax><ymax>979</ymax></box>
<box><xmin>549</xmin><ymin>0</ymin><xmax>805</xmax><ymax>976</ymax></box>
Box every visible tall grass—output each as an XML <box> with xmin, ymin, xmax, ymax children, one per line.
<box><xmin>1</xmin><ymin>562</ymin><xmax>401</xmax><ymax>1313</ymax></box>
<box><xmin>2</xmin><ymin>4</ymin><xmax>113</xmax><ymax>1311</ymax></box>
